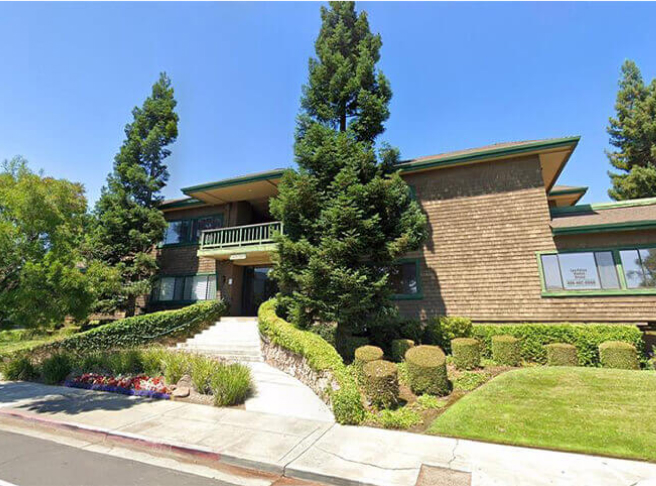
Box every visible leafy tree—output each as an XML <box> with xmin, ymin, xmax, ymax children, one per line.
<box><xmin>607</xmin><ymin>60</ymin><xmax>656</xmax><ymax>200</ymax></box>
<box><xmin>90</xmin><ymin>73</ymin><xmax>178</xmax><ymax>315</ymax></box>
<box><xmin>0</xmin><ymin>158</ymin><xmax>116</xmax><ymax>329</ymax></box>
<box><xmin>271</xmin><ymin>2</ymin><xmax>427</xmax><ymax>334</ymax></box>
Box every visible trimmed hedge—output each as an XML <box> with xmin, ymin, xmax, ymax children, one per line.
<box><xmin>545</xmin><ymin>343</ymin><xmax>578</xmax><ymax>366</ymax></box>
<box><xmin>473</xmin><ymin>323</ymin><xmax>644</xmax><ymax>367</ymax></box>
<box><xmin>405</xmin><ymin>345</ymin><xmax>449</xmax><ymax>396</ymax></box>
<box><xmin>335</xmin><ymin>330</ymin><xmax>369</xmax><ymax>362</ymax></box>
<box><xmin>363</xmin><ymin>360</ymin><xmax>399</xmax><ymax>409</ymax></box>
<box><xmin>258</xmin><ymin>299</ymin><xmax>365</xmax><ymax>425</ymax></box>
<box><xmin>354</xmin><ymin>345</ymin><xmax>384</xmax><ymax>365</ymax></box>
<box><xmin>423</xmin><ymin>316</ymin><xmax>473</xmax><ymax>353</ymax></box>
<box><xmin>599</xmin><ymin>341</ymin><xmax>640</xmax><ymax>370</ymax></box>
<box><xmin>451</xmin><ymin>338</ymin><xmax>481</xmax><ymax>370</ymax></box>
<box><xmin>391</xmin><ymin>339</ymin><xmax>415</xmax><ymax>362</ymax></box>
<box><xmin>491</xmin><ymin>335</ymin><xmax>521</xmax><ymax>366</ymax></box>
<box><xmin>31</xmin><ymin>301</ymin><xmax>227</xmax><ymax>357</ymax></box>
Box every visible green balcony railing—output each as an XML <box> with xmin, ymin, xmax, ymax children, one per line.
<box><xmin>200</xmin><ymin>221</ymin><xmax>283</xmax><ymax>250</ymax></box>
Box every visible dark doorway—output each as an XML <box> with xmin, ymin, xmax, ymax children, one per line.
<box><xmin>241</xmin><ymin>266</ymin><xmax>277</xmax><ymax>316</ymax></box>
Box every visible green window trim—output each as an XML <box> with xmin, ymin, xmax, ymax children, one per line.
<box><xmin>152</xmin><ymin>272</ymin><xmax>218</xmax><ymax>304</ymax></box>
<box><xmin>390</xmin><ymin>258</ymin><xmax>424</xmax><ymax>301</ymax></box>
<box><xmin>536</xmin><ymin>246</ymin><xmax>656</xmax><ymax>297</ymax></box>
<box><xmin>159</xmin><ymin>213</ymin><xmax>225</xmax><ymax>248</ymax></box>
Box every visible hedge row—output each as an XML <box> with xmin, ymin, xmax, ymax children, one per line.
<box><xmin>28</xmin><ymin>301</ymin><xmax>227</xmax><ymax>358</ymax></box>
<box><xmin>473</xmin><ymin>323</ymin><xmax>644</xmax><ymax>367</ymax></box>
<box><xmin>258</xmin><ymin>299</ymin><xmax>365</xmax><ymax>425</ymax></box>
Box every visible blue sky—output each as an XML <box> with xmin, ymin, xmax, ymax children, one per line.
<box><xmin>1</xmin><ymin>2</ymin><xmax>656</xmax><ymax>205</ymax></box>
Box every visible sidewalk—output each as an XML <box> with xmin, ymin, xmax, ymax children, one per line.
<box><xmin>1</xmin><ymin>380</ymin><xmax>655</xmax><ymax>486</ymax></box>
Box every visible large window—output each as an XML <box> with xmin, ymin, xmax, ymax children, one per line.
<box><xmin>152</xmin><ymin>274</ymin><xmax>217</xmax><ymax>303</ymax></box>
<box><xmin>539</xmin><ymin>247</ymin><xmax>656</xmax><ymax>295</ymax></box>
<box><xmin>162</xmin><ymin>215</ymin><xmax>223</xmax><ymax>246</ymax></box>
<box><xmin>390</xmin><ymin>260</ymin><xmax>421</xmax><ymax>298</ymax></box>
<box><xmin>619</xmin><ymin>248</ymin><xmax>656</xmax><ymax>289</ymax></box>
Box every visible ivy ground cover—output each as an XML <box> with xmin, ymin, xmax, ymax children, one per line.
<box><xmin>429</xmin><ymin>367</ymin><xmax>656</xmax><ymax>462</ymax></box>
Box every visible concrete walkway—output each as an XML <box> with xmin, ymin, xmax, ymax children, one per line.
<box><xmin>176</xmin><ymin>317</ymin><xmax>334</xmax><ymax>423</ymax></box>
<box><xmin>1</xmin><ymin>381</ymin><xmax>656</xmax><ymax>486</ymax></box>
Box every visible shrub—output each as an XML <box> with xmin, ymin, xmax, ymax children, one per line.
<box><xmin>391</xmin><ymin>339</ymin><xmax>414</xmax><ymax>362</ymax></box>
<box><xmin>423</xmin><ymin>316</ymin><xmax>473</xmax><ymax>352</ymax></box>
<box><xmin>140</xmin><ymin>347</ymin><xmax>168</xmax><ymax>376</ymax></box>
<box><xmin>354</xmin><ymin>345</ymin><xmax>384</xmax><ymax>381</ymax></box>
<box><xmin>363</xmin><ymin>360</ymin><xmax>399</xmax><ymax>409</ymax></box>
<box><xmin>545</xmin><ymin>343</ymin><xmax>578</xmax><ymax>366</ymax></box>
<box><xmin>599</xmin><ymin>341</ymin><xmax>639</xmax><ymax>370</ymax></box>
<box><xmin>106</xmin><ymin>349</ymin><xmax>144</xmax><ymax>375</ymax></box>
<box><xmin>210</xmin><ymin>363</ymin><xmax>253</xmax><ymax>406</ymax></box>
<box><xmin>335</xmin><ymin>330</ymin><xmax>369</xmax><ymax>362</ymax></box>
<box><xmin>162</xmin><ymin>352</ymin><xmax>190</xmax><ymax>385</ymax></box>
<box><xmin>259</xmin><ymin>299</ymin><xmax>365</xmax><ymax>425</ymax></box>
<box><xmin>405</xmin><ymin>345</ymin><xmax>449</xmax><ymax>396</ymax></box>
<box><xmin>40</xmin><ymin>353</ymin><xmax>73</xmax><ymax>385</ymax></box>
<box><xmin>1</xmin><ymin>356</ymin><xmax>37</xmax><ymax>381</ymax></box>
<box><xmin>32</xmin><ymin>301</ymin><xmax>226</xmax><ymax>356</ymax></box>
<box><xmin>473</xmin><ymin>323</ymin><xmax>644</xmax><ymax>367</ymax></box>
<box><xmin>190</xmin><ymin>355</ymin><xmax>216</xmax><ymax>394</ymax></box>
<box><xmin>451</xmin><ymin>338</ymin><xmax>481</xmax><ymax>370</ymax></box>
<box><xmin>400</xmin><ymin>320</ymin><xmax>424</xmax><ymax>343</ymax></box>
<box><xmin>491</xmin><ymin>335</ymin><xmax>521</xmax><ymax>366</ymax></box>
<box><xmin>369</xmin><ymin>407</ymin><xmax>421</xmax><ymax>429</ymax></box>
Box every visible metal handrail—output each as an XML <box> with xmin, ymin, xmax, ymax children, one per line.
<box><xmin>200</xmin><ymin>221</ymin><xmax>283</xmax><ymax>250</ymax></box>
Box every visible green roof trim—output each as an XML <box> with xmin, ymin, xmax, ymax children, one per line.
<box><xmin>159</xmin><ymin>197</ymin><xmax>205</xmax><ymax>210</ymax></box>
<box><xmin>549</xmin><ymin>186</ymin><xmax>588</xmax><ymax>196</ymax></box>
<box><xmin>550</xmin><ymin>197</ymin><xmax>656</xmax><ymax>216</ymax></box>
<box><xmin>182</xmin><ymin>169</ymin><xmax>286</xmax><ymax>195</ymax></box>
<box><xmin>552</xmin><ymin>220</ymin><xmax>656</xmax><ymax>235</ymax></box>
<box><xmin>396</xmin><ymin>136</ymin><xmax>580</xmax><ymax>173</ymax></box>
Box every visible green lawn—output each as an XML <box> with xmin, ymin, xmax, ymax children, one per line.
<box><xmin>429</xmin><ymin>367</ymin><xmax>656</xmax><ymax>462</ymax></box>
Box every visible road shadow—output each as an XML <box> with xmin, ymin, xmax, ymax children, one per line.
<box><xmin>0</xmin><ymin>381</ymin><xmax>146</xmax><ymax>415</ymax></box>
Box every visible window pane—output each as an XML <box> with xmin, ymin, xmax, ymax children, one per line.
<box><xmin>192</xmin><ymin>216</ymin><xmax>223</xmax><ymax>242</ymax></box>
<box><xmin>541</xmin><ymin>254</ymin><xmax>563</xmax><ymax>290</ymax></box>
<box><xmin>621</xmin><ymin>250</ymin><xmax>645</xmax><ymax>288</ymax></box>
<box><xmin>191</xmin><ymin>276</ymin><xmax>209</xmax><ymax>300</ymax></box>
<box><xmin>594</xmin><ymin>251</ymin><xmax>620</xmax><ymax>290</ymax></box>
<box><xmin>638</xmin><ymin>249</ymin><xmax>656</xmax><ymax>288</ymax></box>
<box><xmin>163</xmin><ymin>222</ymin><xmax>182</xmax><ymax>245</ymax></box>
<box><xmin>173</xmin><ymin>277</ymin><xmax>185</xmax><ymax>301</ymax></box>
<box><xmin>390</xmin><ymin>262</ymin><xmax>418</xmax><ymax>295</ymax></box>
<box><xmin>158</xmin><ymin>277</ymin><xmax>175</xmax><ymax>301</ymax></box>
<box><xmin>183</xmin><ymin>276</ymin><xmax>194</xmax><ymax>301</ymax></box>
<box><xmin>558</xmin><ymin>252</ymin><xmax>601</xmax><ymax>290</ymax></box>
<box><xmin>207</xmin><ymin>276</ymin><xmax>217</xmax><ymax>300</ymax></box>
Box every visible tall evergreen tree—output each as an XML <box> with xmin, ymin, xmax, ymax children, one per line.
<box><xmin>271</xmin><ymin>2</ymin><xmax>427</xmax><ymax>334</ymax></box>
<box><xmin>607</xmin><ymin>60</ymin><xmax>656</xmax><ymax>200</ymax></box>
<box><xmin>91</xmin><ymin>73</ymin><xmax>178</xmax><ymax>315</ymax></box>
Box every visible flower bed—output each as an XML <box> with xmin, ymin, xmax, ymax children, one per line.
<box><xmin>65</xmin><ymin>373</ymin><xmax>171</xmax><ymax>400</ymax></box>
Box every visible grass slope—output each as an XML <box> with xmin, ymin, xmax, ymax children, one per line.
<box><xmin>429</xmin><ymin>367</ymin><xmax>656</xmax><ymax>462</ymax></box>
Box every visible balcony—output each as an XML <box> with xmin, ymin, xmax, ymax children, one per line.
<box><xmin>198</xmin><ymin>221</ymin><xmax>283</xmax><ymax>264</ymax></box>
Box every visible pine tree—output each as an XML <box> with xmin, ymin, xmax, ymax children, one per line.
<box><xmin>607</xmin><ymin>60</ymin><xmax>656</xmax><ymax>200</ymax></box>
<box><xmin>271</xmin><ymin>2</ymin><xmax>427</xmax><ymax>335</ymax></box>
<box><xmin>90</xmin><ymin>73</ymin><xmax>178</xmax><ymax>315</ymax></box>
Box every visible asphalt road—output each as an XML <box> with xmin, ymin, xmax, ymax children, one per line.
<box><xmin>0</xmin><ymin>430</ymin><xmax>230</xmax><ymax>486</ymax></box>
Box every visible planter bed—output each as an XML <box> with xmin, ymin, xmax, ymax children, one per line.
<box><xmin>64</xmin><ymin>373</ymin><xmax>171</xmax><ymax>400</ymax></box>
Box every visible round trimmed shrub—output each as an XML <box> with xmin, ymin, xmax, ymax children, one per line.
<box><xmin>363</xmin><ymin>360</ymin><xmax>399</xmax><ymax>409</ymax></box>
<box><xmin>545</xmin><ymin>343</ymin><xmax>578</xmax><ymax>366</ymax></box>
<box><xmin>405</xmin><ymin>345</ymin><xmax>449</xmax><ymax>396</ymax></box>
<box><xmin>391</xmin><ymin>339</ymin><xmax>414</xmax><ymax>362</ymax></box>
<box><xmin>491</xmin><ymin>335</ymin><xmax>521</xmax><ymax>366</ymax></box>
<box><xmin>451</xmin><ymin>338</ymin><xmax>481</xmax><ymax>370</ymax></box>
<box><xmin>354</xmin><ymin>345</ymin><xmax>384</xmax><ymax>365</ymax></box>
<box><xmin>599</xmin><ymin>341</ymin><xmax>639</xmax><ymax>370</ymax></box>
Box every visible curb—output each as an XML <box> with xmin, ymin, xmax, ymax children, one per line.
<box><xmin>0</xmin><ymin>408</ymin><xmax>283</xmax><ymax>477</ymax></box>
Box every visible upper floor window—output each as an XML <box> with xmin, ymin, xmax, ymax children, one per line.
<box><xmin>619</xmin><ymin>248</ymin><xmax>656</xmax><ymax>288</ymax></box>
<box><xmin>162</xmin><ymin>214</ymin><xmax>224</xmax><ymax>246</ymax></box>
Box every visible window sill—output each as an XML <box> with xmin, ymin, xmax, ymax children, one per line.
<box><xmin>541</xmin><ymin>289</ymin><xmax>656</xmax><ymax>298</ymax></box>
<box><xmin>158</xmin><ymin>242</ymin><xmax>200</xmax><ymax>249</ymax></box>
<box><xmin>392</xmin><ymin>293</ymin><xmax>424</xmax><ymax>301</ymax></box>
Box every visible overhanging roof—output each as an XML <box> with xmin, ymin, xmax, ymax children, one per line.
<box><xmin>396</xmin><ymin>136</ymin><xmax>580</xmax><ymax>192</ymax></box>
<box><xmin>548</xmin><ymin>185</ymin><xmax>588</xmax><ymax>207</ymax></box>
<box><xmin>181</xmin><ymin>169</ymin><xmax>286</xmax><ymax>205</ymax></box>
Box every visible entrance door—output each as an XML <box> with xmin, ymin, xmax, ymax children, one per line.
<box><xmin>241</xmin><ymin>266</ymin><xmax>277</xmax><ymax>316</ymax></box>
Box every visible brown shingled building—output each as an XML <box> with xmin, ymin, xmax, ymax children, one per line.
<box><xmin>152</xmin><ymin>136</ymin><xmax>656</xmax><ymax>324</ymax></box>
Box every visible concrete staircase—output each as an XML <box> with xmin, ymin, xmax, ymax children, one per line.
<box><xmin>176</xmin><ymin>317</ymin><xmax>263</xmax><ymax>362</ymax></box>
